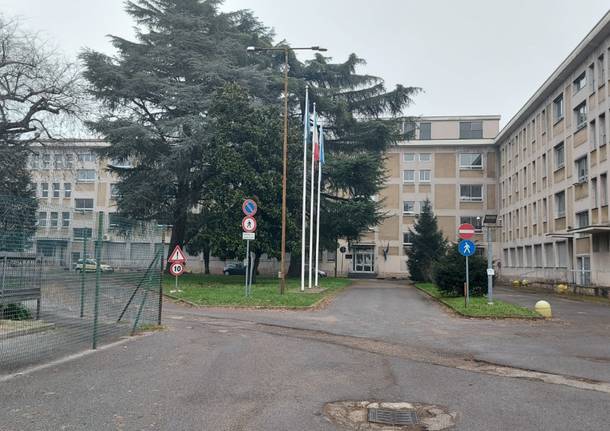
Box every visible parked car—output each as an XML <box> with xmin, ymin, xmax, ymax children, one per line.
<box><xmin>74</xmin><ymin>258</ymin><xmax>114</xmax><ymax>273</ymax></box>
<box><xmin>304</xmin><ymin>265</ymin><xmax>327</xmax><ymax>278</ymax></box>
<box><xmin>223</xmin><ymin>262</ymin><xmax>246</xmax><ymax>275</ymax></box>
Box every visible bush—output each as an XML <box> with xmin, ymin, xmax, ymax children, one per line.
<box><xmin>433</xmin><ymin>246</ymin><xmax>488</xmax><ymax>296</ymax></box>
<box><xmin>0</xmin><ymin>303</ymin><xmax>32</xmax><ymax>320</ymax></box>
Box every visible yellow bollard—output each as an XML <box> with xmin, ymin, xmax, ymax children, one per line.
<box><xmin>512</xmin><ymin>280</ymin><xmax>521</xmax><ymax>288</ymax></box>
<box><xmin>535</xmin><ymin>300</ymin><xmax>552</xmax><ymax>318</ymax></box>
<box><xmin>521</xmin><ymin>279</ymin><xmax>529</xmax><ymax>288</ymax></box>
<box><xmin>554</xmin><ymin>284</ymin><xmax>568</xmax><ymax>294</ymax></box>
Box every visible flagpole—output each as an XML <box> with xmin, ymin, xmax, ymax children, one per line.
<box><xmin>314</xmin><ymin>124</ymin><xmax>323</xmax><ymax>287</ymax></box>
<box><xmin>300</xmin><ymin>87</ymin><xmax>309</xmax><ymax>292</ymax></box>
<box><xmin>308</xmin><ymin>103</ymin><xmax>317</xmax><ymax>288</ymax></box>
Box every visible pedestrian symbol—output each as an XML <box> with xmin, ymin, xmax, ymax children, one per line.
<box><xmin>458</xmin><ymin>240</ymin><xmax>476</xmax><ymax>257</ymax></box>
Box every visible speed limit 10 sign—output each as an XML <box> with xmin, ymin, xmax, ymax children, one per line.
<box><xmin>169</xmin><ymin>262</ymin><xmax>184</xmax><ymax>276</ymax></box>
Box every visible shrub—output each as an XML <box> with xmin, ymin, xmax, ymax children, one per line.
<box><xmin>0</xmin><ymin>303</ymin><xmax>32</xmax><ymax>320</ymax></box>
<box><xmin>433</xmin><ymin>246</ymin><xmax>488</xmax><ymax>296</ymax></box>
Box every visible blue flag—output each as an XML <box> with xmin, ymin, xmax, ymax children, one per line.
<box><xmin>319</xmin><ymin>125</ymin><xmax>325</xmax><ymax>164</ymax></box>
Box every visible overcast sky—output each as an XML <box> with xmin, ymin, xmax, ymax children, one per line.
<box><xmin>1</xmin><ymin>0</ymin><xmax>608</xmax><ymax>127</ymax></box>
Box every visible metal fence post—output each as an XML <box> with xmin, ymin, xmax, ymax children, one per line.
<box><xmin>92</xmin><ymin>211</ymin><xmax>104</xmax><ymax>350</ymax></box>
<box><xmin>80</xmin><ymin>235</ymin><xmax>87</xmax><ymax>318</ymax></box>
<box><xmin>158</xmin><ymin>229</ymin><xmax>165</xmax><ymax>325</ymax></box>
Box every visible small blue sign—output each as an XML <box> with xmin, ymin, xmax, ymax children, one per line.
<box><xmin>458</xmin><ymin>240</ymin><xmax>476</xmax><ymax>257</ymax></box>
<box><xmin>242</xmin><ymin>199</ymin><xmax>257</xmax><ymax>216</ymax></box>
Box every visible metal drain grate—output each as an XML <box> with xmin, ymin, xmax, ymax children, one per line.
<box><xmin>367</xmin><ymin>408</ymin><xmax>419</xmax><ymax>426</ymax></box>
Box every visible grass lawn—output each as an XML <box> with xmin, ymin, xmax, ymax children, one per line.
<box><xmin>164</xmin><ymin>274</ymin><xmax>351</xmax><ymax>308</ymax></box>
<box><xmin>416</xmin><ymin>283</ymin><xmax>542</xmax><ymax>318</ymax></box>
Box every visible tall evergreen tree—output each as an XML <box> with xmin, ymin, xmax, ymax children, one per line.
<box><xmin>406</xmin><ymin>199</ymin><xmax>446</xmax><ymax>282</ymax></box>
<box><xmin>81</xmin><ymin>0</ymin><xmax>276</xmax><ymax>259</ymax></box>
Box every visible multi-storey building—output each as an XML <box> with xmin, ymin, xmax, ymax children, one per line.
<box><xmin>332</xmin><ymin>116</ymin><xmax>500</xmax><ymax>278</ymax></box>
<box><xmin>28</xmin><ymin>140</ymin><xmax>166</xmax><ymax>268</ymax></box>
<box><xmin>497</xmin><ymin>12</ymin><xmax>610</xmax><ymax>287</ymax></box>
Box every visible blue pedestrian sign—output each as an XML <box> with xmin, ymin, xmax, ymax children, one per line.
<box><xmin>242</xmin><ymin>199</ymin><xmax>257</xmax><ymax>216</ymax></box>
<box><xmin>458</xmin><ymin>240</ymin><xmax>476</xmax><ymax>257</ymax></box>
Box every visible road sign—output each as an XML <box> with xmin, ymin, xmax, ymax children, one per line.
<box><xmin>458</xmin><ymin>223</ymin><xmax>475</xmax><ymax>239</ymax></box>
<box><xmin>242</xmin><ymin>216</ymin><xmax>257</xmax><ymax>233</ymax></box>
<box><xmin>168</xmin><ymin>245</ymin><xmax>186</xmax><ymax>263</ymax></box>
<box><xmin>169</xmin><ymin>262</ymin><xmax>184</xmax><ymax>276</ymax></box>
<box><xmin>242</xmin><ymin>232</ymin><xmax>255</xmax><ymax>240</ymax></box>
<box><xmin>242</xmin><ymin>199</ymin><xmax>257</xmax><ymax>216</ymax></box>
<box><xmin>458</xmin><ymin>240</ymin><xmax>476</xmax><ymax>257</ymax></box>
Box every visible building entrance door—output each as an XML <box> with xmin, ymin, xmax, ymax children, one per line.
<box><xmin>352</xmin><ymin>246</ymin><xmax>375</xmax><ymax>273</ymax></box>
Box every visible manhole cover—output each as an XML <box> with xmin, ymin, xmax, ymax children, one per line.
<box><xmin>368</xmin><ymin>407</ymin><xmax>418</xmax><ymax>425</ymax></box>
<box><xmin>324</xmin><ymin>400</ymin><xmax>457</xmax><ymax>430</ymax></box>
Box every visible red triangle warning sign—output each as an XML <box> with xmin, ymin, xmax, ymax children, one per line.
<box><xmin>168</xmin><ymin>245</ymin><xmax>186</xmax><ymax>264</ymax></box>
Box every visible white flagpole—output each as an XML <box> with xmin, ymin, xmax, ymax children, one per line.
<box><xmin>314</xmin><ymin>124</ymin><xmax>323</xmax><ymax>287</ymax></box>
<box><xmin>300</xmin><ymin>87</ymin><xmax>309</xmax><ymax>292</ymax></box>
<box><xmin>308</xmin><ymin>103</ymin><xmax>317</xmax><ymax>289</ymax></box>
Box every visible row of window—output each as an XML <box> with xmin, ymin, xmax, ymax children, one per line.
<box><xmin>38</xmin><ymin>211</ymin><xmax>71</xmax><ymax>228</ymax></box>
<box><xmin>400</xmin><ymin>183</ymin><xmax>484</xmax><ymax>201</ymax></box>
<box><xmin>38</xmin><ymin>182</ymin><xmax>119</xmax><ymax>199</ymax></box>
<box><xmin>402</xmin><ymin>152</ymin><xmax>483</xmax><ymax>170</ymax></box>
<box><xmin>402</xmin><ymin>120</ymin><xmax>484</xmax><ymax>140</ymax></box>
<box><xmin>402</xmin><ymin>216</ymin><xmax>483</xmax><ymax>245</ymax></box>
<box><xmin>403</xmin><ymin>170</ymin><xmax>431</xmax><ymax>183</ymax></box>
<box><xmin>30</xmin><ymin>152</ymin><xmax>98</xmax><ymax>170</ymax></box>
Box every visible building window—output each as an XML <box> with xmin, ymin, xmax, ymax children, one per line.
<box><xmin>29</xmin><ymin>153</ymin><xmax>40</xmax><ymax>169</ymax></box>
<box><xmin>38</xmin><ymin>212</ymin><xmax>47</xmax><ymax>227</ymax></box>
<box><xmin>460</xmin><ymin>184</ymin><xmax>483</xmax><ymax>201</ymax></box>
<box><xmin>543</xmin><ymin>198</ymin><xmax>548</xmax><ymax>222</ymax></box>
<box><xmin>460</xmin><ymin>216</ymin><xmax>482</xmax><ymax>231</ymax></box>
<box><xmin>588</xmin><ymin>63</ymin><xmax>596</xmax><ymax>90</ymax></box>
<box><xmin>459</xmin><ymin>121</ymin><xmax>483</xmax><ymax>139</ymax></box>
<box><xmin>52</xmin><ymin>182</ymin><xmax>60</xmax><ymax>198</ymax></box>
<box><xmin>53</xmin><ymin>154</ymin><xmax>63</xmax><ymax>170</ymax></box>
<box><xmin>554</xmin><ymin>142</ymin><xmax>565</xmax><ymax>169</ymax></box>
<box><xmin>50</xmin><ymin>212</ymin><xmax>58</xmax><ymax>228</ymax></box>
<box><xmin>75</xmin><ymin>198</ymin><xmax>94</xmax><ymax>211</ymax></box>
<box><xmin>41</xmin><ymin>182</ymin><xmax>49</xmax><ymax>198</ymax></box>
<box><xmin>403</xmin><ymin>153</ymin><xmax>415</xmax><ymax>162</ymax></box>
<box><xmin>600</xmin><ymin>114</ymin><xmax>607</xmax><ymax>146</ymax></box>
<box><xmin>419</xmin><ymin>153</ymin><xmax>431</xmax><ymax>162</ymax></box>
<box><xmin>555</xmin><ymin>191</ymin><xmax>566</xmax><ymax>218</ymax></box>
<box><xmin>573</xmin><ymin>72</ymin><xmax>586</xmax><ymax>93</ymax></box>
<box><xmin>73</xmin><ymin>228</ymin><xmax>93</xmax><ymax>240</ymax></box>
<box><xmin>403</xmin><ymin>201</ymin><xmax>415</xmax><ymax>214</ymax></box>
<box><xmin>419</xmin><ymin>122</ymin><xmax>431</xmax><ymax>140</ymax></box>
<box><xmin>77</xmin><ymin>152</ymin><xmax>97</xmax><ymax>162</ymax></box>
<box><xmin>592</xmin><ymin>177</ymin><xmax>599</xmax><ymax>208</ymax></box>
<box><xmin>108</xmin><ymin>213</ymin><xmax>122</xmax><ymax>227</ymax></box>
<box><xmin>64</xmin><ymin>153</ymin><xmax>74</xmax><ymax>169</ymax></box>
<box><xmin>110</xmin><ymin>184</ymin><xmax>120</xmax><ymax>198</ymax></box>
<box><xmin>403</xmin><ymin>231</ymin><xmax>414</xmax><ymax>246</ymax></box>
<box><xmin>542</xmin><ymin>153</ymin><xmax>547</xmax><ymax>177</ymax></box>
<box><xmin>62</xmin><ymin>212</ymin><xmax>71</xmax><ymax>228</ymax></box>
<box><xmin>575</xmin><ymin>156</ymin><xmax>588</xmax><ymax>182</ymax></box>
<box><xmin>64</xmin><ymin>183</ymin><xmax>72</xmax><ymax>198</ymax></box>
<box><xmin>419</xmin><ymin>170</ymin><xmax>431</xmax><ymax>182</ymax></box>
<box><xmin>553</xmin><ymin>94</ymin><xmax>564</xmax><ymax>121</ymax></box>
<box><xmin>574</xmin><ymin>102</ymin><xmax>587</xmax><ymax>130</ymax></box>
<box><xmin>76</xmin><ymin>169</ymin><xmax>96</xmax><ymax>182</ymax></box>
<box><xmin>601</xmin><ymin>173</ymin><xmax>608</xmax><ymax>206</ymax></box>
<box><xmin>576</xmin><ymin>211</ymin><xmax>589</xmax><ymax>228</ymax></box>
<box><xmin>41</xmin><ymin>153</ymin><xmax>51</xmax><ymax>169</ymax></box>
<box><xmin>459</xmin><ymin>153</ymin><xmax>483</xmax><ymax>170</ymax></box>
<box><xmin>403</xmin><ymin>170</ymin><xmax>415</xmax><ymax>183</ymax></box>
<box><xmin>590</xmin><ymin>120</ymin><xmax>597</xmax><ymax>149</ymax></box>
<box><xmin>403</xmin><ymin>121</ymin><xmax>416</xmax><ymax>140</ymax></box>
<box><xmin>598</xmin><ymin>54</ymin><xmax>605</xmax><ymax>84</ymax></box>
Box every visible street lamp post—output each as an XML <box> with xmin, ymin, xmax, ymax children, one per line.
<box><xmin>247</xmin><ymin>45</ymin><xmax>327</xmax><ymax>294</ymax></box>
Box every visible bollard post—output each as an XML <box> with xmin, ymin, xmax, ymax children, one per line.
<box><xmin>92</xmin><ymin>211</ymin><xmax>104</xmax><ymax>350</ymax></box>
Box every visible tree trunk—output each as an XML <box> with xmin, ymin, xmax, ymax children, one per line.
<box><xmin>287</xmin><ymin>252</ymin><xmax>301</xmax><ymax>277</ymax></box>
<box><xmin>203</xmin><ymin>246</ymin><xmax>210</xmax><ymax>275</ymax></box>
<box><xmin>166</xmin><ymin>191</ymin><xmax>188</xmax><ymax>273</ymax></box>
<box><xmin>251</xmin><ymin>252</ymin><xmax>262</xmax><ymax>284</ymax></box>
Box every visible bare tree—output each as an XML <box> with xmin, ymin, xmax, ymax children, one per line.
<box><xmin>0</xmin><ymin>17</ymin><xmax>82</xmax><ymax>148</ymax></box>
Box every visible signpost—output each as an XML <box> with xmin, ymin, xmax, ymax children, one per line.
<box><xmin>242</xmin><ymin>200</ymin><xmax>257</xmax><ymax>297</ymax></box>
<box><xmin>168</xmin><ymin>245</ymin><xmax>186</xmax><ymax>291</ymax></box>
<box><xmin>458</xmin><ymin>239</ymin><xmax>475</xmax><ymax>306</ymax></box>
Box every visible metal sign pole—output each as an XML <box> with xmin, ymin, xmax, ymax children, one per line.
<box><xmin>465</xmin><ymin>255</ymin><xmax>470</xmax><ymax>307</ymax></box>
<box><xmin>248</xmin><ymin>251</ymin><xmax>255</xmax><ymax>296</ymax></box>
<box><xmin>245</xmin><ymin>239</ymin><xmax>250</xmax><ymax>297</ymax></box>
<box><xmin>487</xmin><ymin>227</ymin><xmax>493</xmax><ymax>304</ymax></box>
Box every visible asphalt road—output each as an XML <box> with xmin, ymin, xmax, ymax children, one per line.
<box><xmin>1</xmin><ymin>280</ymin><xmax>609</xmax><ymax>430</ymax></box>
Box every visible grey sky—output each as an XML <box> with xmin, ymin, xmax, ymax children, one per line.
<box><xmin>1</xmin><ymin>0</ymin><xmax>608</xmax><ymax>127</ymax></box>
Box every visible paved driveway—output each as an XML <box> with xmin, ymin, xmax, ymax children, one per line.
<box><xmin>170</xmin><ymin>279</ymin><xmax>610</xmax><ymax>382</ymax></box>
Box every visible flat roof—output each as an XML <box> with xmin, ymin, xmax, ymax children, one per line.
<box><xmin>496</xmin><ymin>10</ymin><xmax>610</xmax><ymax>143</ymax></box>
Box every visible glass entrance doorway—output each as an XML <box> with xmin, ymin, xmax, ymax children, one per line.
<box><xmin>352</xmin><ymin>246</ymin><xmax>375</xmax><ymax>273</ymax></box>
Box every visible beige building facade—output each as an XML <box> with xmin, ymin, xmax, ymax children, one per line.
<box><xmin>331</xmin><ymin>116</ymin><xmax>501</xmax><ymax>278</ymax></box>
<box><xmin>497</xmin><ymin>13</ymin><xmax>610</xmax><ymax>288</ymax></box>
